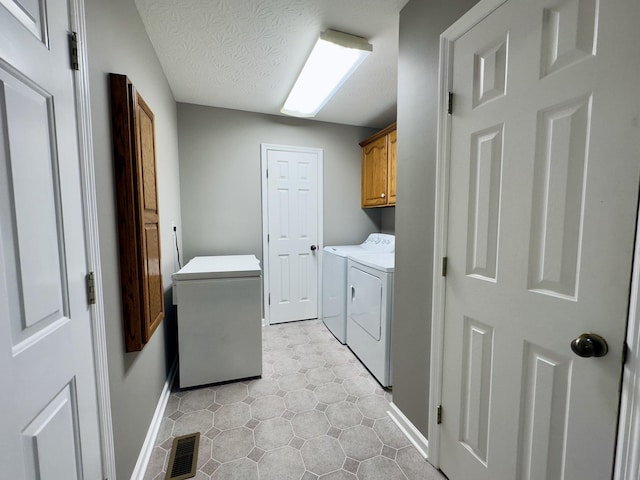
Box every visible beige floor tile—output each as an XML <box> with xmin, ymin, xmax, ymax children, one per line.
<box><xmin>142</xmin><ymin>320</ymin><xmax>446</xmax><ymax>480</ymax></box>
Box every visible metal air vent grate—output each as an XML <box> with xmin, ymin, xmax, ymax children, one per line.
<box><xmin>165</xmin><ymin>432</ymin><xmax>199</xmax><ymax>480</ymax></box>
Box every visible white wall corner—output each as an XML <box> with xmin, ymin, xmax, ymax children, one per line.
<box><xmin>130</xmin><ymin>359</ymin><xmax>178</xmax><ymax>480</ymax></box>
<box><xmin>388</xmin><ymin>402</ymin><xmax>429</xmax><ymax>460</ymax></box>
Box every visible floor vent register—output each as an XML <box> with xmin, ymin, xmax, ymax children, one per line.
<box><xmin>165</xmin><ymin>433</ymin><xmax>200</xmax><ymax>480</ymax></box>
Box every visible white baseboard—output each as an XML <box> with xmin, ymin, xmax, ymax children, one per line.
<box><xmin>388</xmin><ymin>402</ymin><xmax>429</xmax><ymax>459</ymax></box>
<box><xmin>130</xmin><ymin>359</ymin><xmax>178</xmax><ymax>480</ymax></box>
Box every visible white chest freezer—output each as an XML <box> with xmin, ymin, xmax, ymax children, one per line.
<box><xmin>172</xmin><ymin>255</ymin><xmax>262</xmax><ymax>388</ymax></box>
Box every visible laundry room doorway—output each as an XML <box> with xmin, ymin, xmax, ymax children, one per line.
<box><xmin>430</xmin><ymin>0</ymin><xmax>640</xmax><ymax>478</ymax></box>
<box><xmin>261</xmin><ymin>144</ymin><xmax>323</xmax><ymax>325</ymax></box>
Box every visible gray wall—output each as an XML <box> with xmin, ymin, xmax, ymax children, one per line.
<box><xmin>381</xmin><ymin>208</ymin><xmax>396</xmax><ymax>234</ymax></box>
<box><xmin>177</xmin><ymin>104</ymin><xmax>382</xmax><ymax>262</ymax></box>
<box><xmin>392</xmin><ymin>0</ymin><xmax>478</xmax><ymax>436</ymax></box>
<box><xmin>85</xmin><ymin>0</ymin><xmax>182</xmax><ymax>478</ymax></box>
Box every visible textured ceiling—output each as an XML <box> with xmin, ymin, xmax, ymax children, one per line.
<box><xmin>134</xmin><ymin>0</ymin><xmax>410</xmax><ymax>128</ymax></box>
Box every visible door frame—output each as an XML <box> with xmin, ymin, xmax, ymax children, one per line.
<box><xmin>428</xmin><ymin>0</ymin><xmax>640</xmax><ymax>475</ymax></box>
<box><xmin>260</xmin><ymin>143</ymin><xmax>324</xmax><ymax>326</ymax></box>
<box><xmin>69</xmin><ymin>0</ymin><xmax>115</xmax><ymax>477</ymax></box>
<box><xmin>614</xmin><ymin>207</ymin><xmax>640</xmax><ymax>478</ymax></box>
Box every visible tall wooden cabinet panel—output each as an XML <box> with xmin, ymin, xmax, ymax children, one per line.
<box><xmin>387</xmin><ymin>129</ymin><xmax>397</xmax><ymax>204</ymax></box>
<box><xmin>109</xmin><ymin>73</ymin><xmax>164</xmax><ymax>352</ymax></box>
<box><xmin>360</xmin><ymin>123</ymin><xmax>397</xmax><ymax>208</ymax></box>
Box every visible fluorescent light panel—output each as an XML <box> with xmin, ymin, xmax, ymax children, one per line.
<box><xmin>281</xmin><ymin>30</ymin><xmax>372</xmax><ymax>118</ymax></box>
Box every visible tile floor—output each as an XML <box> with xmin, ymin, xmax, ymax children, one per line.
<box><xmin>143</xmin><ymin>319</ymin><xmax>446</xmax><ymax>480</ymax></box>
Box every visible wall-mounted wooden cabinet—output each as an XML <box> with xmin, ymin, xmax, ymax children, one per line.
<box><xmin>109</xmin><ymin>73</ymin><xmax>164</xmax><ymax>352</ymax></box>
<box><xmin>360</xmin><ymin>123</ymin><xmax>397</xmax><ymax>208</ymax></box>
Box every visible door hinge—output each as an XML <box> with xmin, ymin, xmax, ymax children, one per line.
<box><xmin>268</xmin><ymin>293</ymin><xmax>271</xmax><ymax>305</ymax></box>
<box><xmin>623</xmin><ymin>341</ymin><xmax>629</xmax><ymax>364</ymax></box>
<box><xmin>437</xmin><ymin>405</ymin><xmax>442</xmax><ymax>424</ymax></box>
<box><xmin>447</xmin><ymin>92</ymin><xmax>454</xmax><ymax>115</ymax></box>
<box><xmin>267</xmin><ymin>234</ymin><xmax>270</xmax><ymax>243</ymax></box>
<box><xmin>86</xmin><ymin>272</ymin><xmax>96</xmax><ymax>305</ymax></box>
<box><xmin>441</xmin><ymin>257</ymin><xmax>448</xmax><ymax>277</ymax></box>
<box><xmin>69</xmin><ymin>32</ymin><xmax>79</xmax><ymax>71</ymax></box>
<box><xmin>266</xmin><ymin>169</ymin><xmax>269</xmax><ymax>179</ymax></box>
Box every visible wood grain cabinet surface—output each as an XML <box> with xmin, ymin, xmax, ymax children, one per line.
<box><xmin>109</xmin><ymin>73</ymin><xmax>164</xmax><ymax>352</ymax></box>
<box><xmin>359</xmin><ymin>123</ymin><xmax>397</xmax><ymax>208</ymax></box>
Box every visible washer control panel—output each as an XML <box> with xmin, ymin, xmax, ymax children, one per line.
<box><xmin>362</xmin><ymin>233</ymin><xmax>395</xmax><ymax>252</ymax></box>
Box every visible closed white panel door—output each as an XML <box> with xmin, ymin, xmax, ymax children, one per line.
<box><xmin>265</xmin><ymin>146</ymin><xmax>321</xmax><ymax>324</ymax></box>
<box><xmin>0</xmin><ymin>0</ymin><xmax>102</xmax><ymax>478</ymax></box>
<box><xmin>440</xmin><ymin>0</ymin><xmax>640</xmax><ymax>479</ymax></box>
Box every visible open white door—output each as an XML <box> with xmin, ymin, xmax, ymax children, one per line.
<box><xmin>0</xmin><ymin>0</ymin><xmax>104</xmax><ymax>477</ymax></box>
<box><xmin>436</xmin><ymin>0</ymin><xmax>640</xmax><ymax>478</ymax></box>
<box><xmin>262</xmin><ymin>144</ymin><xmax>322</xmax><ymax>325</ymax></box>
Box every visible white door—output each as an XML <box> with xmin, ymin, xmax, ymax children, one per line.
<box><xmin>262</xmin><ymin>144</ymin><xmax>322</xmax><ymax>324</ymax></box>
<box><xmin>0</xmin><ymin>0</ymin><xmax>103</xmax><ymax>478</ymax></box>
<box><xmin>440</xmin><ymin>0</ymin><xmax>640</xmax><ymax>478</ymax></box>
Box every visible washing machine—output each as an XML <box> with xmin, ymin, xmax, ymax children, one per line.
<box><xmin>322</xmin><ymin>234</ymin><xmax>394</xmax><ymax>343</ymax></box>
<box><xmin>346</xmin><ymin>252</ymin><xmax>394</xmax><ymax>387</ymax></box>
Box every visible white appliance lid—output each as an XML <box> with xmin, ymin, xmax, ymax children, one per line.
<box><xmin>323</xmin><ymin>233</ymin><xmax>395</xmax><ymax>257</ymax></box>
<box><xmin>348</xmin><ymin>252</ymin><xmax>395</xmax><ymax>272</ymax></box>
<box><xmin>323</xmin><ymin>245</ymin><xmax>370</xmax><ymax>258</ymax></box>
<box><xmin>172</xmin><ymin>255</ymin><xmax>261</xmax><ymax>280</ymax></box>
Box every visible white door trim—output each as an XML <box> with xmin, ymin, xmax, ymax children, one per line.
<box><xmin>260</xmin><ymin>143</ymin><xmax>324</xmax><ymax>326</ymax></box>
<box><xmin>426</xmin><ymin>33</ymin><xmax>451</xmax><ymax>469</ymax></box>
<box><xmin>429</xmin><ymin>0</ymin><xmax>638</xmax><ymax>473</ymax></box>
<box><xmin>614</xmin><ymin>208</ymin><xmax>640</xmax><ymax>479</ymax></box>
<box><xmin>70</xmin><ymin>1</ymin><xmax>115</xmax><ymax>477</ymax></box>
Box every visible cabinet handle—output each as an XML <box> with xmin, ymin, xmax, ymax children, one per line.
<box><xmin>381</xmin><ymin>193</ymin><xmax>386</xmax><ymax>198</ymax></box>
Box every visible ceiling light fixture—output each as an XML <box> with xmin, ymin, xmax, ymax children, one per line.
<box><xmin>281</xmin><ymin>29</ymin><xmax>372</xmax><ymax>118</ymax></box>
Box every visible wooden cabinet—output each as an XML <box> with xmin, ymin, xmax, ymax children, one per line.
<box><xmin>109</xmin><ymin>73</ymin><xmax>164</xmax><ymax>352</ymax></box>
<box><xmin>387</xmin><ymin>128</ymin><xmax>397</xmax><ymax>204</ymax></box>
<box><xmin>360</xmin><ymin>123</ymin><xmax>397</xmax><ymax>208</ymax></box>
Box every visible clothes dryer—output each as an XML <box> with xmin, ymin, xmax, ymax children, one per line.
<box><xmin>346</xmin><ymin>252</ymin><xmax>394</xmax><ymax>387</ymax></box>
<box><xmin>322</xmin><ymin>234</ymin><xmax>394</xmax><ymax>343</ymax></box>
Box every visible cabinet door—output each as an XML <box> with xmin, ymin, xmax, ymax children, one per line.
<box><xmin>134</xmin><ymin>93</ymin><xmax>164</xmax><ymax>344</ymax></box>
<box><xmin>110</xmin><ymin>74</ymin><xmax>164</xmax><ymax>352</ymax></box>
<box><xmin>387</xmin><ymin>129</ymin><xmax>397</xmax><ymax>205</ymax></box>
<box><xmin>361</xmin><ymin>136</ymin><xmax>388</xmax><ymax>207</ymax></box>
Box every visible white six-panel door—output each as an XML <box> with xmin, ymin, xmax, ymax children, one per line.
<box><xmin>0</xmin><ymin>0</ymin><xmax>102</xmax><ymax>478</ymax></box>
<box><xmin>439</xmin><ymin>0</ymin><xmax>640</xmax><ymax>478</ymax></box>
<box><xmin>262</xmin><ymin>145</ymin><xmax>322</xmax><ymax>324</ymax></box>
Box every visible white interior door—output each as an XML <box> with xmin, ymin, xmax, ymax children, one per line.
<box><xmin>439</xmin><ymin>0</ymin><xmax>640</xmax><ymax>478</ymax></box>
<box><xmin>0</xmin><ymin>0</ymin><xmax>103</xmax><ymax>478</ymax></box>
<box><xmin>262</xmin><ymin>144</ymin><xmax>322</xmax><ymax>324</ymax></box>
